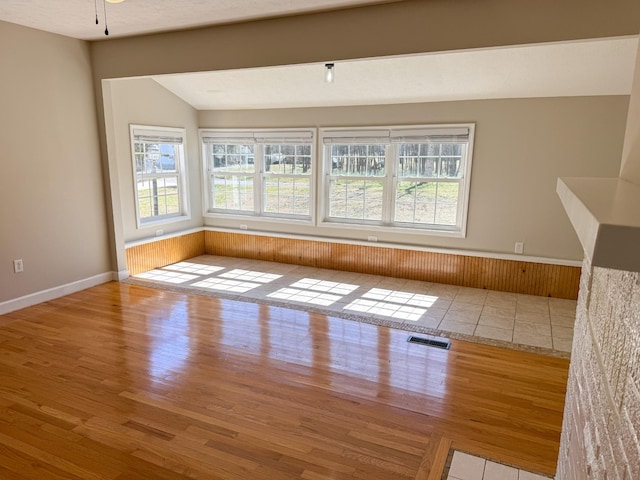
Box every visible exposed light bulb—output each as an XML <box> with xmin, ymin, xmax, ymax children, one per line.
<box><xmin>325</xmin><ymin>63</ymin><xmax>335</xmax><ymax>83</ymax></box>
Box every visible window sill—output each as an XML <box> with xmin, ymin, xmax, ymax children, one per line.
<box><xmin>318</xmin><ymin>219</ymin><xmax>466</xmax><ymax>238</ymax></box>
<box><xmin>137</xmin><ymin>214</ymin><xmax>192</xmax><ymax>229</ymax></box>
<box><xmin>203</xmin><ymin>212</ymin><xmax>314</xmax><ymax>226</ymax></box>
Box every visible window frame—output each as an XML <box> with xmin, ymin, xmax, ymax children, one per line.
<box><xmin>129</xmin><ymin>124</ymin><xmax>191</xmax><ymax>229</ymax></box>
<box><xmin>319</xmin><ymin>124</ymin><xmax>475</xmax><ymax>237</ymax></box>
<box><xmin>200</xmin><ymin>128</ymin><xmax>316</xmax><ymax>225</ymax></box>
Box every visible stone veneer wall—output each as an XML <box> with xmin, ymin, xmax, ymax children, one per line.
<box><xmin>557</xmin><ymin>258</ymin><xmax>640</xmax><ymax>479</ymax></box>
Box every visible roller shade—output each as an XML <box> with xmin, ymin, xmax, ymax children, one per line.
<box><xmin>322</xmin><ymin>129</ymin><xmax>390</xmax><ymax>144</ymax></box>
<box><xmin>202</xmin><ymin>130</ymin><xmax>313</xmax><ymax>145</ymax></box>
<box><xmin>390</xmin><ymin>127</ymin><xmax>469</xmax><ymax>143</ymax></box>
<box><xmin>132</xmin><ymin>126</ymin><xmax>185</xmax><ymax>144</ymax></box>
<box><xmin>322</xmin><ymin>126</ymin><xmax>469</xmax><ymax>144</ymax></box>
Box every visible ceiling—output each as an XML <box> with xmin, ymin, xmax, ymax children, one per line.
<box><xmin>1</xmin><ymin>1</ymin><xmax>636</xmax><ymax>110</ymax></box>
<box><xmin>151</xmin><ymin>36</ymin><xmax>639</xmax><ymax>110</ymax></box>
<box><xmin>0</xmin><ymin>0</ymin><xmax>395</xmax><ymax>40</ymax></box>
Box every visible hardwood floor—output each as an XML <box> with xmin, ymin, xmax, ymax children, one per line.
<box><xmin>0</xmin><ymin>282</ymin><xmax>569</xmax><ymax>479</ymax></box>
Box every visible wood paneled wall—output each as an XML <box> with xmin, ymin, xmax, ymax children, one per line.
<box><xmin>125</xmin><ymin>231</ymin><xmax>580</xmax><ymax>299</ymax></box>
<box><xmin>125</xmin><ymin>232</ymin><xmax>205</xmax><ymax>275</ymax></box>
<box><xmin>205</xmin><ymin>231</ymin><xmax>580</xmax><ymax>299</ymax></box>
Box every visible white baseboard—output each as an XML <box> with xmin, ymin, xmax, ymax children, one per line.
<box><xmin>115</xmin><ymin>269</ymin><xmax>129</xmax><ymax>281</ymax></box>
<box><xmin>0</xmin><ymin>272</ymin><xmax>116</xmax><ymax>315</ymax></box>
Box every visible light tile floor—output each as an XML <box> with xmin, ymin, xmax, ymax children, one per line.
<box><xmin>131</xmin><ymin>255</ymin><xmax>577</xmax><ymax>355</ymax></box>
<box><xmin>447</xmin><ymin>451</ymin><xmax>551</xmax><ymax>480</ymax></box>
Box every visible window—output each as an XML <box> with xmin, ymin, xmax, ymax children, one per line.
<box><xmin>321</xmin><ymin>125</ymin><xmax>474</xmax><ymax>236</ymax></box>
<box><xmin>201</xmin><ymin>129</ymin><xmax>314</xmax><ymax>221</ymax></box>
<box><xmin>130</xmin><ymin>125</ymin><xmax>189</xmax><ymax>227</ymax></box>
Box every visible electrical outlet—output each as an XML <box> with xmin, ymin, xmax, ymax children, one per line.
<box><xmin>514</xmin><ymin>242</ymin><xmax>524</xmax><ymax>254</ymax></box>
<box><xmin>367</xmin><ymin>236</ymin><xmax>378</xmax><ymax>242</ymax></box>
<box><xmin>155</xmin><ymin>229</ymin><xmax>163</xmax><ymax>237</ymax></box>
<box><xmin>240</xmin><ymin>224</ymin><xmax>248</xmax><ymax>230</ymax></box>
<box><xmin>13</xmin><ymin>259</ymin><xmax>24</xmax><ymax>273</ymax></box>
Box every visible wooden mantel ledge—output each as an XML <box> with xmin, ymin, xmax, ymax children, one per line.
<box><xmin>557</xmin><ymin>177</ymin><xmax>640</xmax><ymax>272</ymax></box>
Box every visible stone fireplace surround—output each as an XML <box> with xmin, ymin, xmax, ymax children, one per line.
<box><xmin>556</xmin><ymin>177</ymin><xmax>640</xmax><ymax>479</ymax></box>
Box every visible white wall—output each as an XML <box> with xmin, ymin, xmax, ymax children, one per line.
<box><xmin>199</xmin><ymin>96</ymin><xmax>628</xmax><ymax>261</ymax></box>
<box><xmin>0</xmin><ymin>21</ymin><xmax>111</xmax><ymax>303</ymax></box>
<box><xmin>103</xmin><ymin>77</ymin><xmax>202</xmax><ymax>247</ymax></box>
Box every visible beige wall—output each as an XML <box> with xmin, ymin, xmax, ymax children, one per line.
<box><xmin>199</xmin><ymin>96</ymin><xmax>628</xmax><ymax>261</ymax></box>
<box><xmin>620</xmin><ymin>34</ymin><xmax>640</xmax><ymax>185</ymax></box>
<box><xmin>89</xmin><ymin>0</ymin><xmax>640</xmax><ymax>80</ymax></box>
<box><xmin>0</xmin><ymin>21</ymin><xmax>110</xmax><ymax>303</ymax></box>
<box><xmin>103</xmin><ymin>78</ymin><xmax>202</xmax><ymax>246</ymax></box>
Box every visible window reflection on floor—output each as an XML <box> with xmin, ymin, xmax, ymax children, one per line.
<box><xmin>148</xmin><ymin>301</ymin><xmax>191</xmax><ymax>380</ymax></box>
<box><xmin>219</xmin><ymin>301</ymin><xmax>263</xmax><ymax>354</ymax></box>
<box><xmin>136</xmin><ymin>269</ymin><xmax>199</xmax><ymax>284</ymax></box>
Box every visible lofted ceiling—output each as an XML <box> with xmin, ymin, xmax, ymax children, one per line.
<box><xmin>151</xmin><ymin>36</ymin><xmax>639</xmax><ymax>110</ymax></box>
<box><xmin>0</xmin><ymin>0</ymin><xmax>397</xmax><ymax>40</ymax></box>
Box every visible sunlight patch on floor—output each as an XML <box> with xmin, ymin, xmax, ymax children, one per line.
<box><xmin>344</xmin><ymin>298</ymin><xmax>426</xmax><ymax>321</ymax></box>
<box><xmin>362</xmin><ymin>288</ymin><xmax>438</xmax><ymax>308</ymax></box>
<box><xmin>268</xmin><ymin>287</ymin><xmax>342</xmax><ymax>306</ymax></box>
<box><xmin>290</xmin><ymin>278</ymin><xmax>359</xmax><ymax>295</ymax></box>
<box><xmin>191</xmin><ymin>277</ymin><xmax>261</xmax><ymax>293</ymax></box>
<box><xmin>162</xmin><ymin>262</ymin><xmax>225</xmax><ymax>275</ymax></box>
<box><xmin>135</xmin><ymin>269</ymin><xmax>199</xmax><ymax>284</ymax></box>
<box><xmin>218</xmin><ymin>269</ymin><xmax>282</xmax><ymax>283</ymax></box>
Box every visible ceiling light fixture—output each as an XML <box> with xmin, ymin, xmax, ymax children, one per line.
<box><xmin>325</xmin><ymin>63</ymin><xmax>335</xmax><ymax>83</ymax></box>
<box><xmin>103</xmin><ymin>0</ymin><xmax>109</xmax><ymax>36</ymax></box>
<box><xmin>94</xmin><ymin>0</ymin><xmax>124</xmax><ymax>36</ymax></box>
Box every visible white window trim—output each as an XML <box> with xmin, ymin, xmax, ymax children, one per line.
<box><xmin>318</xmin><ymin>124</ymin><xmax>475</xmax><ymax>238</ymax></box>
<box><xmin>130</xmin><ymin>124</ymin><xmax>191</xmax><ymax>229</ymax></box>
<box><xmin>199</xmin><ymin>128</ymin><xmax>317</xmax><ymax>225</ymax></box>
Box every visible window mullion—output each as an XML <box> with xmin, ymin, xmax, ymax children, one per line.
<box><xmin>323</xmin><ymin>145</ymin><xmax>331</xmax><ymax>221</ymax></box>
<box><xmin>206</xmin><ymin>144</ymin><xmax>214</xmax><ymax>212</ymax></box>
<box><xmin>383</xmin><ymin>143</ymin><xmax>395</xmax><ymax>225</ymax></box>
<box><xmin>256</xmin><ymin>144</ymin><xmax>263</xmax><ymax>215</ymax></box>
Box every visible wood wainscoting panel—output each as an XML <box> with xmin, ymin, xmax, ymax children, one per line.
<box><xmin>203</xmin><ymin>231</ymin><xmax>580</xmax><ymax>299</ymax></box>
<box><xmin>329</xmin><ymin>243</ymin><xmax>395</xmax><ymax>276</ymax></box>
<box><xmin>204</xmin><ymin>232</ymin><xmax>332</xmax><ymax>267</ymax></box>
<box><xmin>393</xmin><ymin>249</ymin><xmax>466</xmax><ymax>285</ymax></box>
<box><xmin>206</xmin><ymin>230</ymin><xmax>260</xmax><ymax>260</ymax></box>
<box><xmin>461</xmin><ymin>256</ymin><xmax>580</xmax><ymax>298</ymax></box>
<box><xmin>273</xmin><ymin>237</ymin><xmax>333</xmax><ymax>268</ymax></box>
<box><xmin>125</xmin><ymin>231</ymin><xmax>205</xmax><ymax>275</ymax></box>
